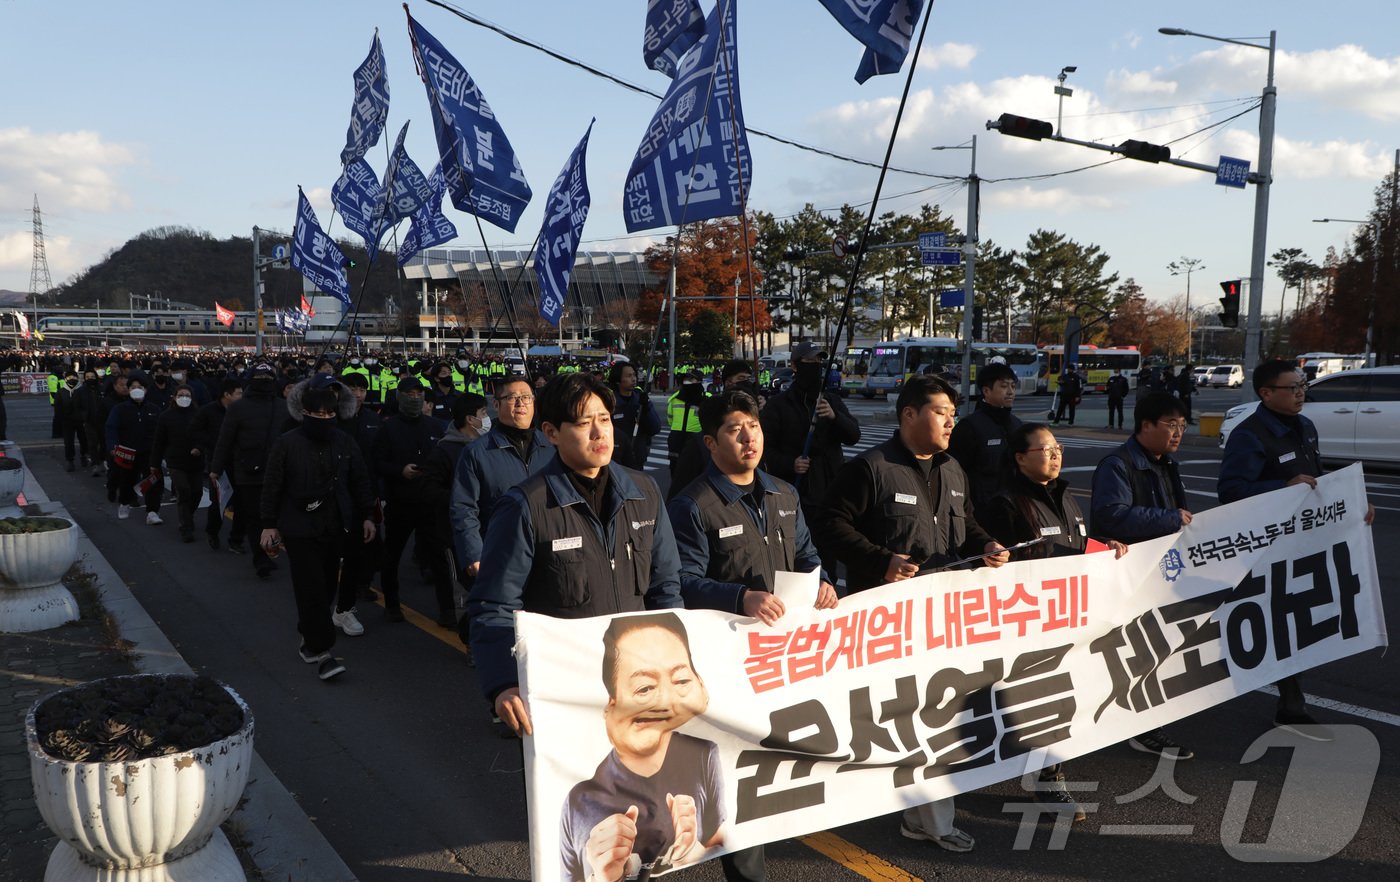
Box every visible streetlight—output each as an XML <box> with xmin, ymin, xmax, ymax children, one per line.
<box><xmin>1314</xmin><ymin>217</ymin><xmax>1378</xmax><ymax>364</ymax></box>
<box><xmin>1167</xmin><ymin>257</ymin><xmax>1205</xmax><ymax>364</ymax></box>
<box><xmin>1160</xmin><ymin>26</ymin><xmax>1276</xmax><ymax>402</ymax></box>
<box><xmin>1055</xmin><ymin>65</ymin><xmax>1077</xmax><ymax>136</ymax></box>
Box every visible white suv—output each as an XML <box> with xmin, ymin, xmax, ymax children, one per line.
<box><xmin>1208</xmin><ymin>364</ymin><xmax>1244</xmax><ymax>388</ymax></box>
<box><xmin>1218</xmin><ymin>366</ymin><xmax>1400</xmax><ymax>463</ymax></box>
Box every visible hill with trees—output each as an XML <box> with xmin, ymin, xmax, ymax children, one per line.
<box><xmin>50</xmin><ymin>226</ymin><xmax>410</xmax><ymax>314</ymax></box>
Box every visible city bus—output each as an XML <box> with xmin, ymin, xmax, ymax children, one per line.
<box><xmin>863</xmin><ymin>339</ymin><xmax>1044</xmax><ymax>397</ymax></box>
<box><xmin>839</xmin><ymin>346</ymin><xmax>871</xmax><ymax>397</ymax></box>
<box><xmin>1040</xmin><ymin>345</ymin><xmax>1143</xmax><ymax>393</ymax></box>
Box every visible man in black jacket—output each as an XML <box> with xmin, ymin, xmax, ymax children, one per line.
<box><xmin>422</xmin><ymin>393</ymin><xmax>488</xmax><ymax>640</ymax></box>
<box><xmin>1052</xmin><ymin>366</ymin><xmax>1082</xmax><ymax>426</ymax></box>
<box><xmin>260</xmin><ymin>378</ymin><xmax>375</xmax><ymax>681</ymax></box>
<box><xmin>56</xmin><ymin>372</ymin><xmax>88</xmax><ymax>472</ymax></box>
<box><xmin>760</xmin><ymin>342</ymin><xmax>859</xmax><ymax>578</ymax></box>
<box><xmin>947</xmin><ymin>361</ymin><xmax>1021</xmax><ymax>514</ymax></box>
<box><xmin>332</xmin><ymin>371</ymin><xmax>384</xmax><ymax>631</ymax></box>
<box><xmin>371</xmin><ymin>381</ymin><xmax>448</xmax><ymax>623</ymax></box>
<box><xmin>190</xmin><ymin>379</ymin><xmax>243</xmax><ymax>550</ymax></box>
<box><xmin>152</xmin><ymin>384</ymin><xmax>202</xmax><ymax>542</ymax></box>
<box><xmin>105</xmin><ymin>374</ymin><xmax>163</xmax><ymax>523</ymax></box>
<box><xmin>212</xmin><ymin>363</ymin><xmax>286</xmax><ymax>579</ymax></box>
<box><xmin>1105</xmin><ymin>368</ymin><xmax>1129</xmax><ymax>429</ymax></box>
<box><xmin>816</xmin><ymin>374</ymin><xmax>1006</xmax><ymax>854</ymax></box>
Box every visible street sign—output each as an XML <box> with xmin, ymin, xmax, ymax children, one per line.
<box><xmin>922</xmin><ymin>248</ymin><xmax>962</xmax><ymax>267</ymax></box>
<box><xmin>832</xmin><ymin>235</ymin><xmax>847</xmax><ymax>259</ymax></box>
<box><xmin>939</xmin><ymin>289</ymin><xmax>965</xmax><ymax>308</ymax></box>
<box><xmin>1216</xmin><ymin>155</ymin><xmax>1250</xmax><ymax>189</ymax></box>
<box><xmin>918</xmin><ymin>231</ymin><xmax>946</xmax><ymax>250</ymax></box>
<box><xmin>271</xmin><ymin>244</ymin><xmax>288</xmax><ymax>260</ymax></box>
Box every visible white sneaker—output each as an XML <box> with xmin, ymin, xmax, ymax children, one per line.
<box><xmin>332</xmin><ymin>609</ymin><xmax>365</xmax><ymax>636</ymax></box>
<box><xmin>117</xmin><ymin>504</ymin><xmax>130</xmax><ymax>520</ymax></box>
<box><xmin>145</xmin><ymin>511</ymin><xmax>163</xmax><ymax>525</ymax></box>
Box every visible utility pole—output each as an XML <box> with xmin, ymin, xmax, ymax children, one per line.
<box><xmin>958</xmin><ymin>137</ymin><xmax>979</xmax><ymax>410</ymax></box>
<box><xmin>1168</xmin><ymin>257</ymin><xmax>1204</xmax><ymax>364</ymax></box>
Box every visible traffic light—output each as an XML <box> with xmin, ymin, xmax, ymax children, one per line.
<box><xmin>1117</xmin><ymin>140</ymin><xmax>1171</xmax><ymax>163</ymax></box>
<box><xmin>989</xmin><ymin>113</ymin><xmax>1054</xmax><ymax>141</ymax></box>
<box><xmin>1218</xmin><ymin>279</ymin><xmax>1241</xmax><ymax>328</ymax></box>
<box><xmin>972</xmin><ymin>304</ymin><xmax>984</xmax><ymax>340</ymax></box>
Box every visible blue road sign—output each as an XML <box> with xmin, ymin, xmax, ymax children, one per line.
<box><xmin>939</xmin><ymin>289</ymin><xmax>965</xmax><ymax>308</ymax></box>
<box><xmin>918</xmin><ymin>231</ymin><xmax>946</xmax><ymax>250</ymax></box>
<box><xmin>271</xmin><ymin>244</ymin><xmax>288</xmax><ymax>260</ymax></box>
<box><xmin>1216</xmin><ymin>155</ymin><xmax>1250</xmax><ymax>189</ymax></box>
<box><xmin>922</xmin><ymin>248</ymin><xmax>962</xmax><ymax>267</ymax></box>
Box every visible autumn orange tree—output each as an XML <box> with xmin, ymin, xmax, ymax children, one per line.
<box><xmin>641</xmin><ymin>215</ymin><xmax>770</xmax><ymax>345</ymax></box>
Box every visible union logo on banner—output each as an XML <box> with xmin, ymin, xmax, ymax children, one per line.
<box><xmin>300</xmin><ymin>294</ymin><xmax>316</xmax><ymax>318</ymax></box>
<box><xmin>214</xmin><ymin>302</ymin><xmax>235</xmax><ymax>327</ymax></box>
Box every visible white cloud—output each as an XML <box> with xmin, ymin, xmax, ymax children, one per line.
<box><xmin>0</xmin><ymin>128</ymin><xmax>135</xmax><ymax>213</ymax></box>
<box><xmin>983</xmin><ymin>185</ymin><xmax>1117</xmax><ymax>214</ymax></box>
<box><xmin>917</xmin><ymin>42</ymin><xmax>976</xmax><ymax>71</ymax></box>
<box><xmin>1105</xmin><ymin>69</ymin><xmax>1178</xmax><ymax>97</ymax></box>
<box><xmin>0</xmin><ymin>230</ymin><xmax>81</xmax><ymax>287</ymax></box>
<box><xmin>1277</xmin><ymin>45</ymin><xmax>1400</xmax><ymax>121</ymax></box>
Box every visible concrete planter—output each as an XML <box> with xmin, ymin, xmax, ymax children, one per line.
<box><xmin>26</xmin><ymin>675</ymin><xmax>253</xmax><ymax>882</ymax></box>
<box><xmin>0</xmin><ymin>519</ymin><xmax>79</xmax><ymax>633</ymax></box>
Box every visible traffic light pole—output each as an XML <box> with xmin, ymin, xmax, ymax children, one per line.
<box><xmin>959</xmin><ymin>137</ymin><xmax>979</xmax><ymax>410</ymax></box>
<box><xmin>1241</xmin><ymin>31</ymin><xmax>1278</xmax><ymax>403</ymax></box>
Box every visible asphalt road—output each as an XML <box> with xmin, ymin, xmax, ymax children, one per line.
<box><xmin>11</xmin><ymin>386</ymin><xmax>1399</xmax><ymax>882</ymax></box>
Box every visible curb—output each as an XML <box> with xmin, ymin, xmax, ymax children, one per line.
<box><xmin>20</xmin><ymin>456</ymin><xmax>359</xmax><ymax>882</ymax></box>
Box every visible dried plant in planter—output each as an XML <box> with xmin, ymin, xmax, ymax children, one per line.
<box><xmin>33</xmin><ymin>674</ymin><xmax>245</xmax><ymax>763</ymax></box>
<box><xmin>0</xmin><ymin>516</ymin><xmax>71</xmax><ymax>534</ymax></box>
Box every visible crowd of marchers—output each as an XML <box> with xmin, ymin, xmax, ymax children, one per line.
<box><xmin>34</xmin><ymin>344</ymin><xmax>1369</xmax><ymax>882</ymax></box>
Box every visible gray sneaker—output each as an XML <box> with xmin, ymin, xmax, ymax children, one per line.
<box><xmin>317</xmin><ymin>657</ymin><xmax>346</xmax><ymax>680</ymax></box>
<box><xmin>899</xmin><ymin>822</ymin><xmax>975</xmax><ymax>852</ymax></box>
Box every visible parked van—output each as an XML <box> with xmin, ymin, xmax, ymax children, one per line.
<box><xmin>1207</xmin><ymin>364</ymin><xmax>1244</xmax><ymax>388</ymax></box>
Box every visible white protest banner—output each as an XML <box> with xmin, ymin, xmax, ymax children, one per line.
<box><xmin>516</xmin><ymin>464</ymin><xmax>1384</xmax><ymax>881</ymax></box>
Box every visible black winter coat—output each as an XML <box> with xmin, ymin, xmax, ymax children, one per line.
<box><xmin>211</xmin><ymin>390</ymin><xmax>285</xmax><ymax>485</ymax></box>
<box><xmin>760</xmin><ymin>384</ymin><xmax>860</xmax><ymax>506</ymax></box>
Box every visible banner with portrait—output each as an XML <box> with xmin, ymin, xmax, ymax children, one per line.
<box><xmin>517</xmin><ymin>464</ymin><xmax>1384</xmax><ymax>881</ymax></box>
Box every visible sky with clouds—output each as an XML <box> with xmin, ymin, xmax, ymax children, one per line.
<box><xmin>3</xmin><ymin>0</ymin><xmax>1398</xmax><ymax>321</ymax></box>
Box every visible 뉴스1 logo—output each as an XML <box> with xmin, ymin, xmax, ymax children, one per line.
<box><xmin>1159</xmin><ymin>549</ymin><xmax>1184</xmax><ymax>583</ymax></box>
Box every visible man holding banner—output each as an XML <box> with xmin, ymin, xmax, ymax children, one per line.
<box><xmin>816</xmin><ymin>374</ymin><xmax>1008</xmax><ymax>853</ymax></box>
<box><xmin>668</xmin><ymin>389</ymin><xmax>839</xmax><ymax>882</ymax></box>
<box><xmin>466</xmin><ymin>372</ymin><xmax>683</xmax><ymax>736</ymax></box>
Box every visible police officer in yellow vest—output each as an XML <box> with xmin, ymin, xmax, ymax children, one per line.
<box><xmin>341</xmin><ymin>356</ymin><xmax>370</xmax><ymax>388</ymax></box>
<box><xmin>665</xmin><ymin>369</ymin><xmax>706</xmax><ymax>478</ymax></box>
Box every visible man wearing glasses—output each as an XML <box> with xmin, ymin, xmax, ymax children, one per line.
<box><xmin>1217</xmin><ymin>360</ymin><xmax>1374</xmax><ymax>741</ymax></box>
<box><xmin>1089</xmin><ymin>391</ymin><xmax>1195</xmax><ymax>761</ymax></box>
<box><xmin>450</xmin><ymin>376</ymin><xmax>554</xmax><ymax>601</ymax></box>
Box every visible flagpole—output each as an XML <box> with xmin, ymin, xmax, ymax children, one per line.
<box><xmin>470</xmin><ymin>215</ymin><xmax>531</xmax><ymax>363</ymax></box>
<box><xmin>795</xmin><ymin>0</ymin><xmax>937</xmax><ymax>478</ymax></box>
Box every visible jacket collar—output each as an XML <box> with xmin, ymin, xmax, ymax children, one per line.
<box><xmin>1124</xmin><ymin>434</ymin><xmax>1175</xmax><ymax>470</ymax></box>
<box><xmin>542</xmin><ymin>457</ymin><xmax>645</xmax><ymax>510</ymax></box>
<box><xmin>882</xmin><ymin>432</ymin><xmax>951</xmax><ymax>470</ymax></box>
<box><xmin>701</xmin><ymin>461</ymin><xmax>779</xmax><ymax>505</ymax></box>
<box><xmin>1250</xmin><ymin>402</ymin><xmax>1310</xmax><ymax>438</ymax></box>
<box><xmin>485</xmin><ymin>424</ymin><xmax>549</xmax><ymax>451</ymax></box>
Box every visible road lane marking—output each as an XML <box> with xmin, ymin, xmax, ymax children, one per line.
<box><xmin>1256</xmin><ymin>685</ymin><xmax>1400</xmax><ymax>728</ymax></box>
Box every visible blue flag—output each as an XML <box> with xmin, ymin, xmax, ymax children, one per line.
<box><xmin>817</xmin><ymin>0</ymin><xmax>925</xmax><ymax>84</ymax></box>
<box><xmin>407</xmin><ymin>10</ymin><xmax>532</xmax><ymax>232</ymax></box>
<box><xmin>536</xmin><ymin>121</ymin><xmax>594</xmax><ymax>326</ymax></box>
<box><xmin>624</xmin><ymin>0</ymin><xmax>750</xmax><ymax>233</ymax></box>
<box><xmin>331</xmin><ymin>158</ymin><xmax>385</xmax><ymax>258</ymax></box>
<box><xmin>643</xmin><ymin>0</ymin><xmax>705</xmax><ymax>77</ymax></box>
<box><xmin>379</xmin><ymin>121</ymin><xmax>436</xmax><ymax>228</ymax></box>
<box><xmin>291</xmin><ymin>188</ymin><xmax>351</xmax><ymax>306</ymax></box>
<box><xmin>398</xmin><ymin>163</ymin><xmax>458</xmax><ymax>267</ymax></box>
<box><xmin>341</xmin><ymin>32</ymin><xmax>390</xmax><ymax>166</ymax></box>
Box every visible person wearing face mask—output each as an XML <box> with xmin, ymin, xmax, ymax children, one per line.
<box><xmin>145</xmin><ymin>362</ymin><xmax>173</xmax><ymax>412</ymax></box>
<box><xmin>105</xmin><ymin>375</ymin><xmax>164</xmax><ymax>523</ymax></box>
<box><xmin>421</xmin><ymin>393</ymin><xmax>490</xmax><ymax>637</ymax></box>
<box><xmin>190</xmin><ymin>379</ymin><xmax>244</xmax><ymax>550</ymax></box>
<box><xmin>760</xmin><ymin>343</ymin><xmax>860</xmax><ymax>579</ymax></box>
<box><xmin>260</xmin><ymin>377</ymin><xmax>375</xmax><ymax>682</ymax></box>
<box><xmin>426</xmin><ymin>361</ymin><xmax>461</xmax><ymax>423</ymax></box>
<box><xmin>450</xmin><ymin>376</ymin><xmax>554</xmax><ymax>605</ymax></box>
<box><xmin>72</xmin><ymin>370</ymin><xmax>105</xmax><ymax>476</ymax></box>
<box><xmin>153</xmin><ymin>384</ymin><xmax>203</xmax><ymax>542</ymax></box>
<box><xmin>665</xmin><ymin>370</ymin><xmax>707</xmax><ymax>477</ymax></box>
<box><xmin>212</xmin><ymin>363</ymin><xmax>286</xmax><ymax>578</ymax></box>
<box><xmin>56</xmin><ymin>372</ymin><xmax>89</xmax><ymax>472</ymax></box>
<box><xmin>370</xmin><ymin>379</ymin><xmax>448</xmax><ymax>622</ymax></box>
<box><xmin>330</xmin><ymin>371</ymin><xmax>383</xmax><ymax>632</ymax></box>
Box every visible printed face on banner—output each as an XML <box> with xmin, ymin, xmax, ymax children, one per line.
<box><xmin>604</xmin><ymin>625</ymin><xmax>711</xmax><ymax>765</ymax></box>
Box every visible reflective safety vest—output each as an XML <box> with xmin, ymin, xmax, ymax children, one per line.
<box><xmin>467</xmin><ymin>375</ymin><xmax>485</xmax><ymax>396</ymax></box>
<box><xmin>341</xmin><ymin>365</ymin><xmax>370</xmax><ymax>384</ymax></box>
<box><xmin>450</xmin><ymin>367</ymin><xmax>466</xmax><ymax>392</ymax></box>
<box><xmin>47</xmin><ymin>373</ymin><xmax>59</xmax><ymax>405</ymax></box>
<box><xmin>759</xmin><ymin>369</ymin><xmax>772</xmax><ymax>386</ymax></box>
<box><xmin>666</xmin><ymin>392</ymin><xmax>703</xmax><ymax>433</ymax></box>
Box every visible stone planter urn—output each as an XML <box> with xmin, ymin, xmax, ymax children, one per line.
<box><xmin>26</xmin><ymin>674</ymin><xmax>253</xmax><ymax>882</ymax></box>
<box><xmin>0</xmin><ymin>455</ymin><xmax>25</xmax><ymax>516</ymax></box>
<box><xmin>0</xmin><ymin>516</ymin><xmax>79</xmax><ymax>633</ymax></box>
